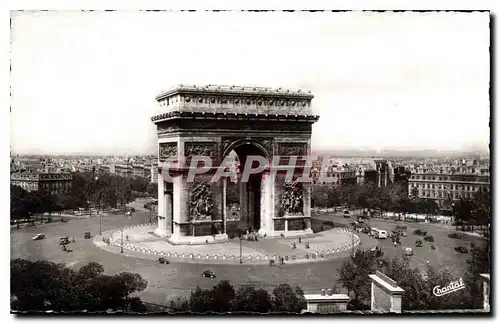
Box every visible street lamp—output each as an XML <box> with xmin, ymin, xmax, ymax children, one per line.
<box><xmin>239</xmin><ymin>234</ymin><xmax>243</xmax><ymax>264</ymax></box>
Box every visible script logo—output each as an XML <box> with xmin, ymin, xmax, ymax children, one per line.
<box><xmin>433</xmin><ymin>278</ymin><xmax>465</xmax><ymax>297</ymax></box>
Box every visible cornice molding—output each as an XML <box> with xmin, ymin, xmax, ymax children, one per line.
<box><xmin>151</xmin><ymin>111</ymin><xmax>320</xmax><ymax>123</ymax></box>
<box><xmin>155</xmin><ymin>84</ymin><xmax>314</xmax><ymax>101</ymax></box>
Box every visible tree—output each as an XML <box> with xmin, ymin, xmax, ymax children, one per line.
<box><xmin>387</xmin><ymin>183</ymin><xmax>409</xmax><ymax>215</ymax></box>
<box><xmin>454</xmin><ymin>198</ymin><xmax>475</xmax><ymax>231</ymax></box>
<box><xmin>211</xmin><ymin>280</ymin><xmax>235</xmax><ymax>312</ymax></box>
<box><xmin>146</xmin><ymin>182</ymin><xmax>158</xmax><ymax>198</ymax></box>
<box><xmin>471</xmin><ymin>189</ymin><xmax>490</xmax><ymax>234</ymax></box>
<box><xmin>410</xmin><ymin>187</ymin><xmax>419</xmax><ymax>199</ymax></box>
<box><xmin>384</xmin><ymin>258</ymin><xmax>473</xmax><ymax>310</ymax></box>
<box><xmin>464</xmin><ymin>242</ymin><xmax>490</xmax><ymax>309</ymax></box>
<box><xmin>10</xmin><ymin>185</ymin><xmax>31</xmax><ymax>220</ymax></box>
<box><xmin>11</xmin><ymin>259</ymin><xmax>147</xmax><ymax>312</ymax></box>
<box><xmin>231</xmin><ymin>285</ymin><xmax>272</xmax><ymax>313</ymax></box>
<box><xmin>339</xmin><ymin>250</ymin><xmax>375</xmax><ymax>309</ymax></box>
<box><xmin>188</xmin><ymin>287</ymin><xmax>214</xmax><ymax>313</ymax></box>
<box><xmin>327</xmin><ymin>187</ymin><xmax>341</xmax><ymax>207</ymax></box>
<box><xmin>169</xmin><ymin>297</ymin><xmax>189</xmax><ymax>312</ymax></box>
<box><xmin>188</xmin><ymin>280</ymin><xmax>236</xmax><ymax>313</ymax></box>
<box><xmin>423</xmin><ymin>199</ymin><xmax>439</xmax><ymax>217</ymax></box>
<box><xmin>272</xmin><ymin>284</ymin><xmax>306</xmax><ymax>313</ymax></box>
<box><xmin>311</xmin><ymin>184</ymin><xmax>329</xmax><ymax>208</ymax></box>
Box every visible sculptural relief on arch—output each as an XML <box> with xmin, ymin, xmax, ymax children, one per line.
<box><xmin>151</xmin><ymin>84</ymin><xmax>319</xmax><ymax>244</ymax></box>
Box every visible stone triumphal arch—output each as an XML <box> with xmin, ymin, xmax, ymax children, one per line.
<box><xmin>151</xmin><ymin>85</ymin><xmax>319</xmax><ymax>244</ymax></box>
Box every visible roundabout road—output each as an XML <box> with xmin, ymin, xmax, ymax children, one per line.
<box><xmin>12</xmin><ymin>206</ymin><xmax>482</xmax><ymax>306</ymax></box>
<box><xmin>11</xmin><ymin>207</ymin><xmax>358</xmax><ymax>305</ymax></box>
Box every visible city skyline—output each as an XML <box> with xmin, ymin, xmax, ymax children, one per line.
<box><xmin>10</xmin><ymin>11</ymin><xmax>490</xmax><ymax>155</ymax></box>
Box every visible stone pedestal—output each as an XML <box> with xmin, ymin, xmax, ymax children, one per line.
<box><xmin>369</xmin><ymin>271</ymin><xmax>404</xmax><ymax>313</ymax></box>
<box><xmin>304</xmin><ymin>293</ymin><xmax>350</xmax><ymax>314</ymax></box>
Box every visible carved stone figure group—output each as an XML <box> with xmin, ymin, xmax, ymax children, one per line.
<box><xmin>282</xmin><ymin>181</ymin><xmax>304</xmax><ymax>215</ymax></box>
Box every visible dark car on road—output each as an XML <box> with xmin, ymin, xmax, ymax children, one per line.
<box><xmin>370</xmin><ymin>246</ymin><xmax>384</xmax><ymax>257</ymax></box>
<box><xmin>455</xmin><ymin>246</ymin><xmax>468</xmax><ymax>254</ymax></box>
<box><xmin>202</xmin><ymin>270</ymin><xmax>216</xmax><ymax>278</ymax></box>
<box><xmin>158</xmin><ymin>257</ymin><xmax>170</xmax><ymax>264</ymax></box>
<box><xmin>32</xmin><ymin>233</ymin><xmax>45</xmax><ymax>241</ymax></box>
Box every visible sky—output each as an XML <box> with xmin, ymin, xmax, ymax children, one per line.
<box><xmin>10</xmin><ymin>11</ymin><xmax>490</xmax><ymax>155</ymax></box>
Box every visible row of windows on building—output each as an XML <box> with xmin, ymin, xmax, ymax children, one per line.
<box><xmin>417</xmin><ymin>190</ymin><xmax>476</xmax><ymax>200</ymax></box>
<box><xmin>14</xmin><ymin>181</ymin><xmax>71</xmax><ymax>194</ymax></box>
<box><xmin>410</xmin><ymin>183</ymin><xmax>485</xmax><ymax>191</ymax></box>
<box><xmin>411</xmin><ymin>174</ymin><xmax>487</xmax><ymax>181</ymax></box>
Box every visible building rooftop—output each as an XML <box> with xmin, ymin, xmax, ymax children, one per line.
<box><xmin>152</xmin><ymin>84</ymin><xmax>318</xmax><ymax>122</ymax></box>
<box><xmin>156</xmin><ymin>84</ymin><xmax>314</xmax><ymax>100</ymax></box>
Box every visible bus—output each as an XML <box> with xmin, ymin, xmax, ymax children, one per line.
<box><xmin>370</xmin><ymin>228</ymin><xmax>388</xmax><ymax>239</ymax></box>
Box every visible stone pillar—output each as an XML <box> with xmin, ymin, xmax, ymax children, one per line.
<box><xmin>170</xmin><ymin>175</ymin><xmax>188</xmax><ymax>243</ymax></box>
<box><xmin>239</xmin><ymin>181</ymin><xmax>248</xmax><ymax>230</ymax></box>
<box><xmin>303</xmin><ymin>182</ymin><xmax>312</xmax><ymax>233</ymax></box>
<box><xmin>259</xmin><ymin>171</ymin><xmax>275</xmax><ymax>236</ymax></box>
<box><xmin>222</xmin><ymin>177</ymin><xmax>227</xmax><ymax>234</ymax></box>
<box><xmin>480</xmin><ymin>274</ymin><xmax>490</xmax><ymax>312</ymax></box>
<box><xmin>165</xmin><ymin>187</ymin><xmax>173</xmax><ymax>235</ymax></box>
<box><xmin>369</xmin><ymin>271</ymin><xmax>404</xmax><ymax>313</ymax></box>
<box><xmin>155</xmin><ymin>172</ymin><xmax>167</xmax><ymax>236</ymax></box>
<box><xmin>248</xmin><ymin>182</ymin><xmax>255</xmax><ymax>230</ymax></box>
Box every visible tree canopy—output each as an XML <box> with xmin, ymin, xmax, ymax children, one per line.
<box><xmin>11</xmin><ymin>259</ymin><xmax>147</xmax><ymax>312</ymax></box>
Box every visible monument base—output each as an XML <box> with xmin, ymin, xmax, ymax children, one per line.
<box><xmin>263</xmin><ymin>229</ymin><xmax>314</xmax><ymax>238</ymax></box>
<box><xmin>167</xmin><ymin>233</ymin><xmax>229</xmax><ymax>245</ymax></box>
<box><xmin>154</xmin><ymin>227</ymin><xmax>167</xmax><ymax>237</ymax></box>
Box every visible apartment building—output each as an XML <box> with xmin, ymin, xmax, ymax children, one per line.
<box><xmin>11</xmin><ymin>172</ymin><xmax>72</xmax><ymax>195</ymax></box>
<box><xmin>408</xmin><ymin>172</ymin><xmax>490</xmax><ymax>207</ymax></box>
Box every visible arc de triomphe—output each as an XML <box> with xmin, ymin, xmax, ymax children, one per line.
<box><xmin>151</xmin><ymin>85</ymin><xmax>319</xmax><ymax>244</ymax></box>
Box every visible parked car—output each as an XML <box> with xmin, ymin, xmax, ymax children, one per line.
<box><xmin>32</xmin><ymin>233</ymin><xmax>45</xmax><ymax>241</ymax></box>
<box><xmin>404</xmin><ymin>247</ymin><xmax>414</xmax><ymax>256</ymax></box>
<box><xmin>357</xmin><ymin>218</ymin><xmax>364</xmax><ymax>223</ymax></box>
<box><xmin>158</xmin><ymin>257</ymin><xmax>170</xmax><ymax>264</ymax></box>
<box><xmin>370</xmin><ymin>246</ymin><xmax>384</xmax><ymax>257</ymax></box>
<box><xmin>202</xmin><ymin>270</ymin><xmax>216</xmax><ymax>278</ymax></box>
<box><xmin>84</xmin><ymin>232</ymin><xmax>91</xmax><ymax>239</ymax></box>
<box><xmin>59</xmin><ymin>236</ymin><xmax>70</xmax><ymax>245</ymax></box>
<box><xmin>454</xmin><ymin>246</ymin><xmax>468</xmax><ymax>254</ymax></box>
<box><xmin>376</xmin><ymin>259</ymin><xmax>389</xmax><ymax>268</ymax></box>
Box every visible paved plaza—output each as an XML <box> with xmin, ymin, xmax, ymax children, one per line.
<box><xmin>103</xmin><ymin>224</ymin><xmax>361</xmax><ymax>264</ymax></box>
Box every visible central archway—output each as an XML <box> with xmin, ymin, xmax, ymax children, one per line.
<box><xmin>223</xmin><ymin>140</ymin><xmax>270</xmax><ymax>236</ymax></box>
